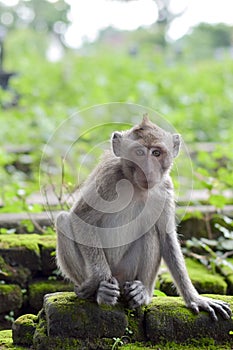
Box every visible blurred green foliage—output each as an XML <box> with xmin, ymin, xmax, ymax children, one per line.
<box><xmin>0</xmin><ymin>27</ymin><xmax>233</xmax><ymax>212</ymax></box>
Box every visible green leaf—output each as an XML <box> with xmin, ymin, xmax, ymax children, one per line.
<box><xmin>153</xmin><ymin>289</ymin><xmax>167</xmax><ymax>297</ymax></box>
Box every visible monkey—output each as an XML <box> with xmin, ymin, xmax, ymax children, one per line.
<box><xmin>56</xmin><ymin>114</ymin><xmax>231</xmax><ymax>321</ymax></box>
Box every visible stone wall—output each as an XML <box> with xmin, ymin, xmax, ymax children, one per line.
<box><xmin>11</xmin><ymin>292</ymin><xmax>233</xmax><ymax>350</ymax></box>
<box><xmin>1</xmin><ymin>233</ymin><xmax>233</xmax><ymax>331</ymax></box>
<box><xmin>0</xmin><ymin>234</ymin><xmax>73</xmax><ymax>329</ymax></box>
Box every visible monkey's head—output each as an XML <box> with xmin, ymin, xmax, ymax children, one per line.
<box><xmin>111</xmin><ymin>114</ymin><xmax>180</xmax><ymax>190</ymax></box>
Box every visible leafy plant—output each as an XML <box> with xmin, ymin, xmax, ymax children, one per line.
<box><xmin>183</xmin><ymin>216</ymin><xmax>233</xmax><ymax>275</ymax></box>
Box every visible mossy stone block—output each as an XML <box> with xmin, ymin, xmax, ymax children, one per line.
<box><xmin>0</xmin><ymin>234</ymin><xmax>41</xmax><ymax>273</ymax></box>
<box><xmin>0</xmin><ymin>255</ymin><xmax>31</xmax><ymax>287</ymax></box>
<box><xmin>12</xmin><ymin>314</ymin><xmax>38</xmax><ymax>346</ymax></box>
<box><xmin>44</xmin><ymin>292</ymin><xmax>128</xmax><ymax>339</ymax></box>
<box><xmin>127</xmin><ymin>307</ymin><xmax>146</xmax><ymax>342</ymax></box>
<box><xmin>40</xmin><ymin>247</ymin><xmax>56</xmax><ymax>276</ymax></box>
<box><xmin>0</xmin><ymin>329</ymin><xmax>27</xmax><ymax>350</ymax></box>
<box><xmin>159</xmin><ymin>258</ymin><xmax>227</xmax><ymax>295</ymax></box>
<box><xmin>0</xmin><ymin>284</ymin><xmax>23</xmax><ymax>314</ymax></box>
<box><xmin>37</xmin><ymin>236</ymin><xmax>56</xmax><ymax>275</ymax></box>
<box><xmin>146</xmin><ymin>295</ymin><xmax>233</xmax><ymax>343</ymax></box>
<box><xmin>33</xmin><ymin>308</ymin><xmax>121</xmax><ymax>350</ymax></box>
<box><xmin>28</xmin><ymin>280</ymin><xmax>73</xmax><ymax>312</ymax></box>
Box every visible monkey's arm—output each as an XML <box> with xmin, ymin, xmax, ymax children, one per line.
<box><xmin>157</xmin><ymin>202</ymin><xmax>231</xmax><ymax>321</ymax></box>
<box><xmin>56</xmin><ymin>211</ymin><xmax>120</xmax><ymax>305</ymax></box>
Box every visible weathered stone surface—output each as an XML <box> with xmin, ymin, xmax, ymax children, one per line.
<box><xmin>0</xmin><ymin>212</ymin><xmax>58</xmax><ymax>233</ymax></box>
<box><xmin>44</xmin><ymin>292</ymin><xmax>128</xmax><ymax>339</ymax></box>
<box><xmin>33</xmin><ymin>310</ymin><xmax>112</xmax><ymax>350</ymax></box>
<box><xmin>11</xmin><ymin>293</ymin><xmax>233</xmax><ymax>350</ymax></box>
<box><xmin>0</xmin><ymin>235</ymin><xmax>41</xmax><ymax>272</ymax></box>
<box><xmin>0</xmin><ymin>285</ymin><xmax>23</xmax><ymax>314</ymax></box>
<box><xmin>0</xmin><ymin>234</ymin><xmax>56</xmax><ymax>275</ymax></box>
<box><xmin>39</xmin><ymin>237</ymin><xmax>56</xmax><ymax>275</ymax></box>
<box><xmin>158</xmin><ymin>258</ymin><xmax>228</xmax><ymax>296</ymax></box>
<box><xmin>28</xmin><ymin>280</ymin><xmax>73</xmax><ymax>312</ymax></box>
<box><xmin>0</xmin><ymin>255</ymin><xmax>31</xmax><ymax>287</ymax></box>
<box><xmin>146</xmin><ymin>296</ymin><xmax>233</xmax><ymax>343</ymax></box>
<box><xmin>12</xmin><ymin>314</ymin><xmax>37</xmax><ymax>346</ymax></box>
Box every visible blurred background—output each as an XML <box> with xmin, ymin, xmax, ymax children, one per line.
<box><xmin>0</xmin><ymin>0</ymin><xmax>233</xmax><ymax>214</ymax></box>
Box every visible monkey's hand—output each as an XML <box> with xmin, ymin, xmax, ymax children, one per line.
<box><xmin>96</xmin><ymin>277</ymin><xmax>120</xmax><ymax>306</ymax></box>
<box><xmin>123</xmin><ymin>280</ymin><xmax>150</xmax><ymax>309</ymax></box>
<box><xmin>187</xmin><ymin>296</ymin><xmax>231</xmax><ymax>321</ymax></box>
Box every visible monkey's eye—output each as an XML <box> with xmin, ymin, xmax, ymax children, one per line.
<box><xmin>152</xmin><ymin>149</ymin><xmax>161</xmax><ymax>157</ymax></box>
<box><xmin>135</xmin><ymin>148</ymin><xmax>145</xmax><ymax>156</ymax></box>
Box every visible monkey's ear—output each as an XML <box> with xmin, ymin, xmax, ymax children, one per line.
<box><xmin>111</xmin><ymin>132</ymin><xmax>123</xmax><ymax>157</ymax></box>
<box><xmin>172</xmin><ymin>134</ymin><xmax>181</xmax><ymax>158</ymax></box>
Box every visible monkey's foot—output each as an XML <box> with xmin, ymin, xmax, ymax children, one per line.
<box><xmin>188</xmin><ymin>296</ymin><xmax>232</xmax><ymax>322</ymax></box>
<box><xmin>96</xmin><ymin>277</ymin><xmax>120</xmax><ymax>306</ymax></box>
<box><xmin>123</xmin><ymin>280</ymin><xmax>150</xmax><ymax>309</ymax></box>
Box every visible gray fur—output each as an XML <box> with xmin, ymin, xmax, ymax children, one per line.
<box><xmin>56</xmin><ymin>117</ymin><xmax>231</xmax><ymax>320</ymax></box>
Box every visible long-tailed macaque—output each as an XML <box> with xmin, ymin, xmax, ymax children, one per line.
<box><xmin>56</xmin><ymin>115</ymin><xmax>231</xmax><ymax>321</ymax></box>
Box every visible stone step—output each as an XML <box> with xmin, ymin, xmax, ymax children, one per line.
<box><xmin>0</xmin><ymin>205</ymin><xmax>233</xmax><ymax>236</ymax></box>
<box><xmin>11</xmin><ymin>293</ymin><xmax>233</xmax><ymax>349</ymax></box>
<box><xmin>26</xmin><ymin>188</ymin><xmax>233</xmax><ymax>206</ymax></box>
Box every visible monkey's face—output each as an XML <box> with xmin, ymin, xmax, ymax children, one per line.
<box><xmin>111</xmin><ymin>116</ymin><xmax>180</xmax><ymax>191</ymax></box>
<box><xmin>123</xmin><ymin>141</ymin><xmax>172</xmax><ymax>190</ymax></box>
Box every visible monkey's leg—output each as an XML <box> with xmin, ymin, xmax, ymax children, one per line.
<box><xmin>56</xmin><ymin>215</ymin><xmax>85</xmax><ymax>286</ymax></box>
<box><xmin>56</xmin><ymin>212</ymin><xmax>120</xmax><ymax>305</ymax></box>
<box><xmin>159</xmin><ymin>215</ymin><xmax>231</xmax><ymax>321</ymax></box>
<box><xmin>122</xmin><ymin>231</ymin><xmax>161</xmax><ymax>309</ymax></box>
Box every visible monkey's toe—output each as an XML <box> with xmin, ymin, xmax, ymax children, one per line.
<box><xmin>123</xmin><ymin>280</ymin><xmax>150</xmax><ymax>308</ymax></box>
<box><xmin>96</xmin><ymin>279</ymin><xmax>120</xmax><ymax>306</ymax></box>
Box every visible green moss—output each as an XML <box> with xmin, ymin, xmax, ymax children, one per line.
<box><xmin>38</xmin><ymin>235</ymin><xmax>56</xmax><ymax>250</ymax></box>
<box><xmin>126</xmin><ymin>307</ymin><xmax>146</xmax><ymax>342</ymax></box>
<box><xmin>0</xmin><ymin>234</ymin><xmax>56</xmax><ymax>255</ymax></box>
<box><xmin>15</xmin><ymin>314</ymin><xmax>37</xmax><ymax>327</ymax></box>
<box><xmin>12</xmin><ymin>314</ymin><xmax>38</xmax><ymax>346</ymax></box>
<box><xmin>159</xmin><ymin>258</ymin><xmax>227</xmax><ymax>295</ymax></box>
<box><xmin>0</xmin><ymin>257</ymin><xmax>30</xmax><ymax>286</ymax></box>
<box><xmin>0</xmin><ymin>330</ymin><xmax>26</xmax><ymax>349</ymax></box>
<box><xmin>0</xmin><ymin>284</ymin><xmax>17</xmax><ymax>295</ymax></box>
<box><xmin>44</xmin><ymin>291</ymin><xmax>78</xmax><ymax>305</ymax></box>
<box><xmin>149</xmin><ymin>296</ymin><xmax>196</xmax><ymax>322</ymax></box>
<box><xmin>28</xmin><ymin>280</ymin><xmax>73</xmax><ymax>312</ymax></box>
<box><xmin>0</xmin><ymin>284</ymin><xmax>23</xmax><ymax>313</ymax></box>
<box><xmin>146</xmin><ymin>296</ymin><xmax>233</xmax><ymax>344</ymax></box>
<box><xmin>121</xmin><ymin>340</ymin><xmax>233</xmax><ymax>350</ymax></box>
<box><xmin>34</xmin><ymin>308</ymin><xmax>85</xmax><ymax>350</ymax></box>
<box><xmin>0</xmin><ymin>234</ymin><xmax>40</xmax><ymax>254</ymax></box>
<box><xmin>149</xmin><ymin>295</ymin><xmax>233</xmax><ymax>318</ymax></box>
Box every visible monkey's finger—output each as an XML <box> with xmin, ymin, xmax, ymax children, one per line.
<box><xmin>98</xmin><ymin>287</ymin><xmax>120</xmax><ymax>299</ymax></box>
<box><xmin>201</xmin><ymin>304</ymin><xmax>218</xmax><ymax>322</ymax></box>
<box><xmin>209</xmin><ymin>300</ymin><xmax>232</xmax><ymax>317</ymax></box>
<box><xmin>208</xmin><ymin>302</ymin><xmax>231</xmax><ymax>320</ymax></box>
<box><xmin>129</xmin><ymin>293</ymin><xmax>145</xmax><ymax>309</ymax></box>
<box><xmin>124</xmin><ymin>280</ymin><xmax>142</xmax><ymax>293</ymax></box>
<box><xmin>100</xmin><ymin>281</ymin><xmax>120</xmax><ymax>291</ymax></box>
<box><xmin>126</xmin><ymin>284</ymin><xmax>144</xmax><ymax>299</ymax></box>
<box><xmin>98</xmin><ymin>282</ymin><xmax>120</xmax><ymax>297</ymax></box>
<box><xmin>97</xmin><ymin>293</ymin><xmax>118</xmax><ymax>306</ymax></box>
